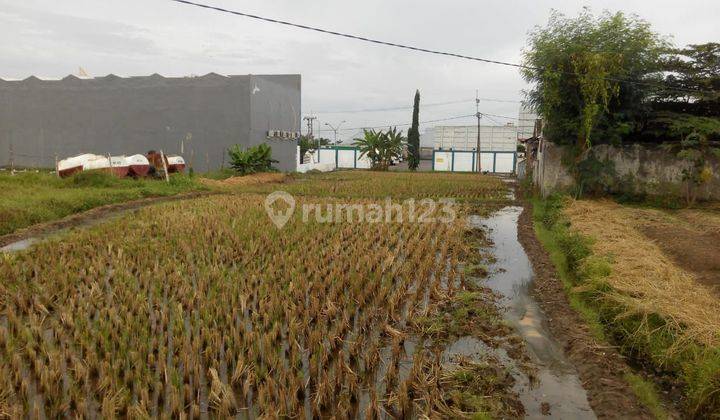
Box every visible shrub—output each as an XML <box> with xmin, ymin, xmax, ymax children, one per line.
<box><xmin>228</xmin><ymin>143</ymin><xmax>278</xmax><ymax>175</ymax></box>
<box><xmin>68</xmin><ymin>170</ymin><xmax>123</xmax><ymax>188</ymax></box>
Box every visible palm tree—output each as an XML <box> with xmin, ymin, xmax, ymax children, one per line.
<box><xmin>354</xmin><ymin>127</ymin><xmax>404</xmax><ymax>170</ymax></box>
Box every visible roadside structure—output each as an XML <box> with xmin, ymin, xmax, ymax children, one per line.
<box><xmin>429</xmin><ymin>123</ymin><xmax>518</xmax><ymax>173</ymax></box>
<box><xmin>430</xmin><ymin>123</ymin><xmax>517</xmax><ymax>152</ymax></box>
<box><xmin>0</xmin><ymin>73</ymin><xmax>301</xmax><ymax>172</ymax></box>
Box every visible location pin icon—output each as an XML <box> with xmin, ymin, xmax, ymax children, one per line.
<box><xmin>264</xmin><ymin>191</ymin><xmax>296</xmax><ymax>229</ymax></box>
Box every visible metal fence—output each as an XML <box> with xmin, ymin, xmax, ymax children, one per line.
<box><xmin>432</xmin><ymin>150</ymin><xmax>516</xmax><ymax>173</ymax></box>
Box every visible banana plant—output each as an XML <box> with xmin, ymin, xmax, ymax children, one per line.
<box><xmin>354</xmin><ymin>127</ymin><xmax>404</xmax><ymax>170</ymax></box>
<box><xmin>228</xmin><ymin>143</ymin><xmax>278</xmax><ymax>175</ymax></box>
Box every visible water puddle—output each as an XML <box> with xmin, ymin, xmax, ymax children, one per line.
<box><xmin>468</xmin><ymin>206</ymin><xmax>595</xmax><ymax>419</ymax></box>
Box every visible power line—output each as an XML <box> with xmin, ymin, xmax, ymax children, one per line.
<box><xmin>170</xmin><ymin>0</ymin><xmax>716</xmax><ymax>95</ymax></box>
<box><xmin>314</xmin><ymin>97</ymin><xmax>522</xmax><ymax>114</ymax></box>
<box><xmin>317</xmin><ymin>114</ymin><xmax>476</xmax><ymax>132</ymax></box>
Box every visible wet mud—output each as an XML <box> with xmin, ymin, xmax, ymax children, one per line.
<box><xmin>471</xmin><ymin>207</ymin><xmax>595</xmax><ymax>418</ymax></box>
<box><xmin>515</xmin><ymin>198</ymin><xmax>654</xmax><ymax>419</ymax></box>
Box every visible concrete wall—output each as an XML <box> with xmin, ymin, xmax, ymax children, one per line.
<box><xmin>249</xmin><ymin>75</ymin><xmax>301</xmax><ymax>172</ymax></box>
<box><xmin>534</xmin><ymin>141</ymin><xmax>720</xmax><ymax>200</ymax></box>
<box><xmin>0</xmin><ymin>73</ymin><xmax>300</xmax><ymax>171</ymax></box>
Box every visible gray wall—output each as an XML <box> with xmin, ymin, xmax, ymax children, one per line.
<box><xmin>533</xmin><ymin>141</ymin><xmax>720</xmax><ymax>200</ymax></box>
<box><xmin>0</xmin><ymin>73</ymin><xmax>300</xmax><ymax>172</ymax></box>
<box><xmin>249</xmin><ymin>74</ymin><xmax>301</xmax><ymax>172</ymax></box>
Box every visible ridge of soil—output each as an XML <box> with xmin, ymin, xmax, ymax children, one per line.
<box><xmin>516</xmin><ymin>199</ymin><xmax>654</xmax><ymax>419</ymax></box>
<box><xmin>0</xmin><ymin>191</ymin><xmax>218</xmax><ymax>248</ymax></box>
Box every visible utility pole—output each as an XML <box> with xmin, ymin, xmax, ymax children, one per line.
<box><xmin>303</xmin><ymin>116</ymin><xmax>316</xmax><ymax>139</ymax></box>
<box><xmin>475</xmin><ymin>91</ymin><xmax>483</xmax><ymax>173</ymax></box>
<box><xmin>303</xmin><ymin>115</ymin><xmax>317</xmax><ymax>164</ymax></box>
<box><xmin>325</xmin><ymin>121</ymin><xmax>346</xmax><ymax>145</ymax></box>
<box><xmin>9</xmin><ymin>140</ymin><xmax>14</xmax><ymax>175</ymax></box>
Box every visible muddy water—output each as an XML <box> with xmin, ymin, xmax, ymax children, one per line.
<box><xmin>469</xmin><ymin>207</ymin><xmax>595</xmax><ymax>419</ymax></box>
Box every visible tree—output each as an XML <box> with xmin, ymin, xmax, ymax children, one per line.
<box><xmin>655</xmin><ymin>43</ymin><xmax>720</xmax><ymax>114</ymax></box>
<box><xmin>407</xmin><ymin>90</ymin><xmax>421</xmax><ymax>170</ymax></box>
<box><xmin>353</xmin><ymin>128</ymin><xmax>404</xmax><ymax>171</ymax></box>
<box><xmin>643</xmin><ymin>43</ymin><xmax>720</xmax><ymax>142</ymax></box>
<box><xmin>522</xmin><ymin>9</ymin><xmax>669</xmax><ymax>150</ymax></box>
<box><xmin>298</xmin><ymin>135</ymin><xmax>330</xmax><ymax>163</ymax></box>
<box><xmin>662</xmin><ymin>131</ymin><xmax>720</xmax><ymax>206</ymax></box>
<box><xmin>228</xmin><ymin>143</ymin><xmax>278</xmax><ymax>175</ymax></box>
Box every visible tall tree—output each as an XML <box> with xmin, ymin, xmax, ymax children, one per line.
<box><xmin>407</xmin><ymin>90</ymin><xmax>421</xmax><ymax>170</ymax></box>
<box><xmin>522</xmin><ymin>9</ymin><xmax>669</xmax><ymax>150</ymax></box>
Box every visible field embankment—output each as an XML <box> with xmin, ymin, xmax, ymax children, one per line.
<box><xmin>532</xmin><ymin>195</ymin><xmax>720</xmax><ymax>417</ymax></box>
<box><xmin>0</xmin><ymin>171</ymin><xmax>204</xmax><ymax>236</ymax></box>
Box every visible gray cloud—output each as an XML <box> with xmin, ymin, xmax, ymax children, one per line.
<box><xmin>1</xmin><ymin>0</ymin><xmax>718</xmax><ymax>139</ymax></box>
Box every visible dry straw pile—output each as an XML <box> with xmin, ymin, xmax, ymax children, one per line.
<box><xmin>564</xmin><ymin>199</ymin><xmax>720</xmax><ymax>348</ymax></box>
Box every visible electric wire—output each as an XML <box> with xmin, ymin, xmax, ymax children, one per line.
<box><xmin>170</xmin><ymin>0</ymin><xmax>716</xmax><ymax>95</ymax></box>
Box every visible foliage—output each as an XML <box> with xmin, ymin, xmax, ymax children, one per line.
<box><xmin>654</xmin><ymin>43</ymin><xmax>720</xmax><ymax>115</ymax></box>
<box><xmin>661</xmin><ymin>131</ymin><xmax>720</xmax><ymax>205</ymax></box>
<box><xmin>228</xmin><ymin>143</ymin><xmax>278</xmax><ymax>175</ymax></box>
<box><xmin>522</xmin><ymin>9</ymin><xmax>670</xmax><ymax>148</ymax></box>
<box><xmin>574</xmin><ymin>151</ymin><xmax>617</xmax><ymax>197</ymax></box>
<box><xmin>353</xmin><ymin>127</ymin><xmax>404</xmax><ymax>170</ymax></box>
<box><xmin>641</xmin><ymin>43</ymin><xmax>720</xmax><ymax>143</ymax></box>
<box><xmin>298</xmin><ymin>135</ymin><xmax>330</xmax><ymax>162</ymax></box>
<box><xmin>407</xmin><ymin>90</ymin><xmax>421</xmax><ymax>170</ymax></box>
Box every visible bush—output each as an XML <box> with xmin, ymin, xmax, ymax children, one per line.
<box><xmin>228</xmin><ymin>144</ymin><xmax>278</xmax><ymax>175</ymax></box>
<box><xmin>67</xmin><ymin>170</ymin><xmax>123</xmax><ymax>188</ymax></box>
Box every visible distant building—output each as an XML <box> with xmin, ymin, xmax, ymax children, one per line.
<box><xmin>0</xmin><ymin>73</ymin><xmax>301</xmax><ymax>171</ymax></box>
<box><xmin>517</xmin><ymin>104</ymin><xmax>538</xmax><ymax>141</ymax></box>
<box><xmin>430</xmin><ymin>124</ymin><xmax>517</xmax><ymax>152</ymax></box>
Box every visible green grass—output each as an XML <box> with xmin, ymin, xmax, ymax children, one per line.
<box><xmin>625</xmin><ymin>373</ymin><xmax>669</xmax><ymax>419</ymax></box>
<box><xmin>531</xmin><ymin>194</ymin><xmax>720</xmax><ymax>417</ymax></box>
<box><xmin>530</xmin><ymin>197</ymin><xmax>607</xmax><ymax>341</ymax></box>
<box><xmin>0</xmin><ymin>171</ymin><xmax>205</xmax><ymax>236</ymax></box>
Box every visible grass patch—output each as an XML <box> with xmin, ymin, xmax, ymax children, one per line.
<box><xmin>532</xmin><ymin>194</ymin><xmax>720</xmax><ymax>417</ymax></box>
<box><xmin>624</xmin><ymin>373</ymin><xmax>669</xmax><ymax>419</ymax></box>
<box><xmin>0</xmin><ymin>171</ymin><xmax>204</xmax><ymax>235</ymax></box>
<box><xmin>441</xmin><ymin>359</ymin><xmax>520</xmax><ymax>418</ymax></box>
<box><xmin>413</xmin><ymin>289</ymin><xmax>504</xmax><ymax>342</ymax></box>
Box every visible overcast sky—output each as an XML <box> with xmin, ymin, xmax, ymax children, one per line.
<box><xmin>2</xmin><ymin>0</ymin><xmax>718</xmax><ymax>141</ymax></box>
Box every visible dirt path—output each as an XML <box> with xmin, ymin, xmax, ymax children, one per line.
<box><xmin>0</xmin><ymin>191</ymin><xmax>218</xmax><ymax>249</ymax></box>
<box><xmin>516</xmin><ymin>199</ymin><xmax>653</xmax><ymax>419</ymax></box>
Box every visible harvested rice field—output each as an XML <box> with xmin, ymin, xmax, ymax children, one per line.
<box><xmin>563</xmin><ymin>199</ymin><xmax>720</xmax><ymax>348</ymax></box>
<box><xmin>0</xmin><ymin>172</ymin><xmax>534</xmax><ymax>418</ymax></box>
<box><xmin>558</xmin><ymin>199</ymin><xmax>720</xmax><ymax>416</ymax></box>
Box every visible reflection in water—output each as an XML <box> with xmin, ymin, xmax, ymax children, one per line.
<box><xmin>468</xmin><ymin>207</ymin><xmax>595</xmax><ymax>419</ymax></box>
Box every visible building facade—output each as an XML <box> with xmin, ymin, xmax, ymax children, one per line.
<box><xmin>517</xmin><ymin>104</ymin><xmax>538</xmax><ymax>141</ymax></box>
<box><xmin>430</xmin><ymin>124</ymin><xmax>517</xmax><ymax>152</ymax></box>
<box><xmin>0</xmin><ymin>73</ymin><xmax>301</xmax><ymax>172</ymax></box>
